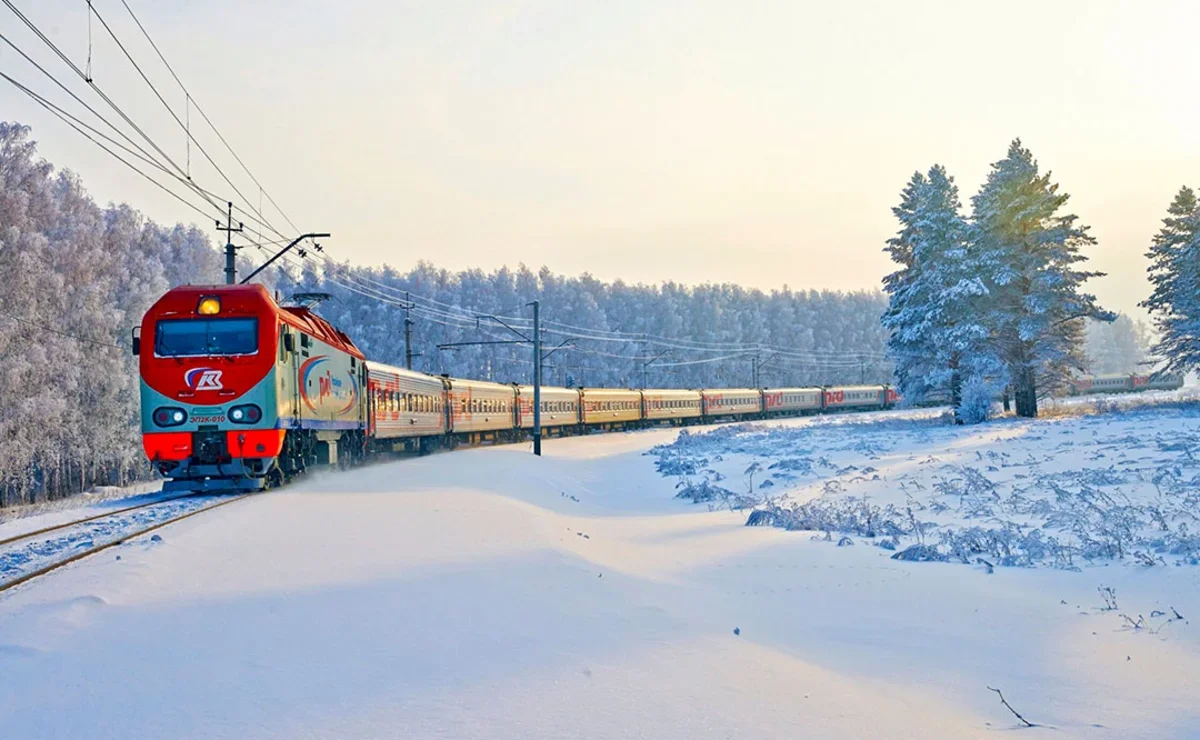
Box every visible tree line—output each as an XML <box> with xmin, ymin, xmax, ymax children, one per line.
<box><xmin>0</xmin><ymin>121</ymin><xmax>888</xmax><ymax>507</ymax></box>
<box><xmin>284</xmin><ymin>261</ymin><xmax>893</xmax><ymax>391</ymax></box>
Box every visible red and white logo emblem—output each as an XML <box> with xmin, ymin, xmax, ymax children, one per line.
<box><xmin>184</xmin><ymin>368</ymin><xmax>224</xmax><ymax>390</ymax></box>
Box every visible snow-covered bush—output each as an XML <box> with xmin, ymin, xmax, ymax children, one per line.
<box><xmin>956</xmin><ymin>375</ymin><xmax>996</xmax><ymax>424</ymax></box>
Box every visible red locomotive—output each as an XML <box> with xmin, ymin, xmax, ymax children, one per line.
<box><xmin>136</xmin><ymin>284</ymin><xmax>366</xmax><ymax>492</ymax></box>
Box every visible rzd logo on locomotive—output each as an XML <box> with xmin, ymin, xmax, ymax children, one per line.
<box><xmin>184</xmin><ymin>367</ymin><xmax>224</xmax><ymax>391</ymax></box>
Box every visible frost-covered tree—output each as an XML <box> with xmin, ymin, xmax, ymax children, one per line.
<box><xmin>1140</xmin><ymin>186</ymin><xmax>1200</xmax><ymax>372</ymax></box>
<box><xmin>0</xmin><ymin>122</ymin><xmax>224</xmax><ymax>506</ymax></box>
<box><xmin>969</xmin><ymin>140</ymin><xmax>1112</xmax><ymax>417</ymax></box>
<box><xmin>882</xmin><ymin>165</ymin><xmax>988</xmax><ymax>414</ymax></box>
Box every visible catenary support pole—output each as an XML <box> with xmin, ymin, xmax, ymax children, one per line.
<box><xmin>531</xmin><ymin>299</ymin><xmax>542</xmax><ymax>456</ymax></box>
<box><xmin>404</xmin><ymin>291</ymin><xmax>414</xmax><ymax>370</ymax></box>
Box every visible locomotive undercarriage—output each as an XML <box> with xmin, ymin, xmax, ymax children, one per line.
<box><xmin>274</xmin><ymin>428</ymin><xmax>366</xmax><ymax>484</ymax></box>
<box><xmin>160</xmin><ymin>428</ymin><xmax>366</xmax><ymax>493</ymax></box>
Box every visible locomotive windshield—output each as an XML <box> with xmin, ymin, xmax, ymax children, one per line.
<box><xmin>154</xmin><ymin>318</ymin><xmax>258</xmax><ymax>357</ymax></box>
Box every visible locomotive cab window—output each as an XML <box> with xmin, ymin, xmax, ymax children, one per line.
<box><xmin>155</xmin><ymin>317</ymin><xmax>258</xmax><ymax>357</ymax></box>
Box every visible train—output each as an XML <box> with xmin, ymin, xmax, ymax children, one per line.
<box><xmin>1066</xmin><ymin>373</ymin><xmax>1184</xmax><ymax>395</ymax></box>
<box><xmin>135</xmin><ymin>285</ymin><xmax>900</xmax><ymax>492</ymax></box>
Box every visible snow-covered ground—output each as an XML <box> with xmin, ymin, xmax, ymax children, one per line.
<box><xmin>0</xmin><ymin>481</ymin><xmax>166</xmax><ymax>540</ymax></box>
<box><xmin>1</xmin><ymin>401</ymin><xmax>1198</xmax><ymax>738</ymax></box>
<box><xmin>0</xmin><ymin>494</ymin><xmax>224</xmax><ymax>586</ymax></box>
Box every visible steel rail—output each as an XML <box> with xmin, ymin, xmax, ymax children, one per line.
<box><xmin>0</xmin><ymin>493</ymin><xmax>256</xmax><ymax>595</ymax></box>
<box><xmin>0</xmin><ymin>492</ymin><xmax>204</xmax><ymax>549</ymax></box>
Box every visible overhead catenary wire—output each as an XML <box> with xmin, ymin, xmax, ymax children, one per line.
<box><xmin>2</xmin><ymin>0</ymin><xmax>308</xmax><ymax>259</ymax></box>
<box><xmin>85</xmin><ymin>0</ymin><xmax>290</xmax><ymax>239</ymax></box>
<box><xmin>116</xmin><ymin>0</ymin><xmax>300</xmax><ymax>234</ymax></box>
<box><xmin>0</xmin><ymin>71</ymin><xmax>221</xmax><ymax>222</ymax></box>
<box><xmin>0</xmin><ymin>0</ymin><xmax>228</xmax><ymax>215</ymax></box>
<box><xmin>0</xmin><ymin>28</ymin><xmax>226</xmax><ymax>215</ymax></box>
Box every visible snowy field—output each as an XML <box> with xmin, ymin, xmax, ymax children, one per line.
<box><xmin>1</xmin><ymin>399</ymin><xmax>1199</xmax><ymax>738</ymax></box>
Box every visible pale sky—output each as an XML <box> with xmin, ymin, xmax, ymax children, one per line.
<box><xmin>5</xmin><ymin>0</ymin><xmax>1200</xmax><ymax>318</ymax></box>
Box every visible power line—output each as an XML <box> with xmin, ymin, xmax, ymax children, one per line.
<box><xmin>116</xmin><ymin>0</ymin><xmax>300</xmax><ymax>234</ymax></box>
<box><xmin>0</xmin><ymin>0</ymin><xmax>225</xmax><ymax>214</ymax></box>
<box><xmin>84</xmin><ymin>1</ymin><xmax>291</xmax><ymax>243</ymax></box>
<box><xmin>0</xmin><ymin>71</ymin><xmax>222</xmax><ymax>223</ymax></box>
<box><xmin>0</xmin><ymin>311</ymin><xmax>126</xmax><ymax>350</ymax></box>
<box><xmin>0</xmin><ymin>29</ymin><xmax>224</xmax><ymax>211</ymax></box>
<box><xmin>2</xmin><ymin>0</ymin><xmax>300</xmax><ymax>251</ymax></box>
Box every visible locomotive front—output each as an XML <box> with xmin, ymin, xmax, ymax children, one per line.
<box><xmin>136</xmin><ymin>284</ymin><xmax>286</xmax><ymax>492</ymax></box>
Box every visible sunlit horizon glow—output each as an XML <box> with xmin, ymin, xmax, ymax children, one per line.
<box><xmin>6</xmin><ymin>0</ymin><xmax>1199</xmax><ymax>318</ymax></box>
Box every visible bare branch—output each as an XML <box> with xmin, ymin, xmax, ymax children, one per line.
<box><xmin>987</xmin><ymin>686</ymin><xmax>1036</xmax><ymax>728</ymax></box>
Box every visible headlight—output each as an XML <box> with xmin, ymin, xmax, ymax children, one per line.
<box><xmin>153</xmin><ymin>407</ymin><xmax>187</xmax><ymax>427</ymax></box>
<box><xmin>228</xmin><ymin>404</ymin><xmax>262</xmax><ymax>424</ymax></box>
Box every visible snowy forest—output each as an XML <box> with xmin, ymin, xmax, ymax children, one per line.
<box><xmin>0</xmin><ymin>122</ymin><xmax>881</xmax><ymax>506</ymax></box>
<box><xmin>0</xmin><ymin>122</ymin><xmax>1176</xmax><ymax>505</ymax></box>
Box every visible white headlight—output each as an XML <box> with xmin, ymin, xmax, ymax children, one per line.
<box><xmin>172</xmin><ymin>410</ymin><xmax>185</xmax><ymax>423</ymax></box>
<box><xmin>230</xmin><ymin>408</ymin><xmax>244</xmax><ymax>421</ymax></box>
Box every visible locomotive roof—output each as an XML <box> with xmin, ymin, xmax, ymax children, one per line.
<box><xmin>151</xmin><ymin>284</ymin><xmax>365</xmax><ymax>360</ymax></box>
<box><xmin>280</xmin><ymin>305</ymin><xmax>365</xmax><ymax>360</ymax></box>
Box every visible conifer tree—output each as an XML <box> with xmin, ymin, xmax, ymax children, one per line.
<box><xmin>1140</xmin><ymin>186</ymin><xmax>1200</xmax><ymax>372</ymax></box>
<box><xmin>970</xmin><ymin>140</ymin><xmax>1111</xmax><ymax>417</ymax></box>
<box><xmin>882</xmin><ymin>165</ymin><xmax>987</xmax><ymax>413</ymax></box>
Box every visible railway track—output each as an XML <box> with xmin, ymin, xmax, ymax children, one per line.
<box><xmin>0</xmin><ymin>492</ymin><xmax>257</xmax><ymax>595</ymax></box>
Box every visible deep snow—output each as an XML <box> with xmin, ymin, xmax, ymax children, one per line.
<box><xmin>1</xmin><ymin>403</ymin><xmax>1198</xmax><ymax>739</ymax></box>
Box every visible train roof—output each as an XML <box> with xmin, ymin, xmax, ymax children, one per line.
<box><xmin>443</xmin><ymin>376</ymin><xmax>518</xmax><ymax>392</ymax></box>
<box><xmin>367</xmin><ymin>361</ymin><xmax>445</xmax><ymax>384</ymax></box>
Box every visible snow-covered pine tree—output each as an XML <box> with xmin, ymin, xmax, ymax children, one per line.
<box><xmin>970</xmin><ymin>140</ymin><xmax>1112</xmax><ymax>417</ymax></box>
<box><xmin>1140</xmin><ymin>186</ymin><xmax>1200</xmax><ymax>373</ymax></box>
<box><xmin>882</xmin><ymin>165</ymin><xmax>987</xmax><ymax>413</ymax></box>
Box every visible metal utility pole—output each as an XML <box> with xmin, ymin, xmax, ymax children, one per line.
<box><xmin>447</xmin><ymin>305</ymin><xmax>567</xmax><ymax>457</ymax></box>
<box><xmin>217</xmin><ymin>201</ymin><xmax>243</xmax><ymax>284</ymax></box>
<box><xmin>239</xmin><ymin>231</ymin><xmax>331</xmax><ymax>285</ymax></box>
<box><xmin>753</xmin><ymin>350</ymin><xmax>778</xmax><ymax>389</ymax></box>
<box><xmin>404</xmin><ymin>291</ymin><xmax>414</xmax><ymax>369</ymax></box>
<box><xmin>531</xmin><ymin>300</ymin><xmax>542</xmax><ymax>456</ymax></box>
